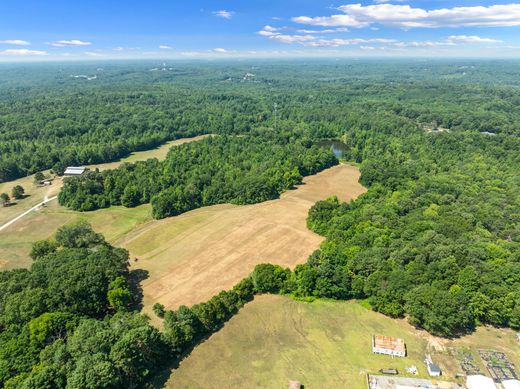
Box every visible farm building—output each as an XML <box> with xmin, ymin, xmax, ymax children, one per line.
<box><xmin>63</xmin><ymin>167</ymin><xmax>89</xmax><ymax>176</ymax></box>
<box><xmin>503</xmin><ymin>380</ymin><xmax>520</xmax><ymax>389</ymax></box>
<box><xmin>466</xmin><ymin>374</ymin><xmax>497</xmax><ymax>389</ymax></box>
<box><xmin>425</xmin><ymin>355</ymin><xmax>441</xmax><ymax>376</ymax></box>
<box><xmin>372</xmin><ymin>335</ymin><xmax>406</xmax><ymax>357</ymax></box>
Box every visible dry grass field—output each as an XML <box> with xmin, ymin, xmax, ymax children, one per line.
<box><xmin>118</xmin><ymin>164</ymin><xmax>366</xmax><ymax>316</ymax></box>
<box><xmin>164</xmin><ymin>295</ymin><xmax>520</xmax><ymax>389</ymax></box>
<box><xmin>0</xmin><ymin>135</ymin><xmax>208</xmax><ymax>269</ymax></box>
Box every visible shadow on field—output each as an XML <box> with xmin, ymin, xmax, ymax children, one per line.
<box><xmin>129</xmin><ymin>268</ymin><xmax>149</xmax><ymax>311</ymax></box>
<box><xmin>144</xmin><ymin>332</ymin><xmax>216</xmax><ymax>389</ymax></box>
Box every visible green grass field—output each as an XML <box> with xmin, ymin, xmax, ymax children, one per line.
<box><xmin>164</xmin><ymin>295</ymin><xmax>520</xmax><ymax>389</ymax></box>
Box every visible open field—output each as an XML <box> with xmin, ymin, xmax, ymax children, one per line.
<box><xmin>165</xmin><ymin>295</ymin><xmax>520</xmax><ymax>389</ymax></box>
<box><xmin>0</xmin><ymin>135</ymin><xmax>208</xmax><ymax>269</ymax></box>
<box><xmin>117</xmin><ymin>164</ymin><xmax>365</xmax><ymax>316</ymax></box>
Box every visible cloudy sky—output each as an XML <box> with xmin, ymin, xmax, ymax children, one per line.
<box><xmin>1</xmin><ymin>0</ymin><xmax>519</xmax><ymax>60</ymax></box>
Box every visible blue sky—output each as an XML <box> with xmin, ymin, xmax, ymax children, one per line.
<box><xmin>1</xmin><ymin>0</ymin><xmax>520</xmax><ymax>60</ymax></box>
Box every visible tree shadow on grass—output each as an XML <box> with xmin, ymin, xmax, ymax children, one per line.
<box><xmin>129</xmin><ymin>268</ymin><xmax>149</xmax><ymax>312</ymax></box>
<box><xmin>143</xmin><ymin>331</ymin><xmax>217</xmax><ymax>389</ymax></box>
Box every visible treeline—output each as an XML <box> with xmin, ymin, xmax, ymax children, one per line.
<box><xmin>58</xmin><ymin>134</ymin><xmax>337</xmax><ymax>218</ymax></box>
<box><xmin>0</xmin><ymin>222</ymin><xmax>260</xmax><ymax>388</ymax></box>
<box><xmin>270</xmin><ymin>131</ymin><xmax>520</xmax><ymax>337</ymax></box>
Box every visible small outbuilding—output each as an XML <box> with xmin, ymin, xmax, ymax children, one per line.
<box><xmin>466</xmin><ymin>374</ymin><xmax>497</xmax><ymax>389</ymax></box>
<box><xmin>63</xmin><ymin>167</ymin><xmax>89</xmax><ymax>176</ymax></box>
<box><xmin>425</xmin><ymin>355</ymin><xmax>441</xmax><ymax>376</ymax></box>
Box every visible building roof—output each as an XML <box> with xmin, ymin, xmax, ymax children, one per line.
<box><xmin>503</xmin><ymin>380</ymin><xmax>520</xmax><ymax>389</ymax></box>
<box><xmin>373</xmin><ymin>335</ymin><xmax>406</xmax><ymax>353</ymax></box>
<box><xmin>466</xmin><ymin>375</ymin><xmax>497</xmax><ymax>389</ymax></box>
<box><xmin>427</xmin><ymin>362</ymin><xmax>441</xmax><ymax>373</ymax></box>
<box><xmin>64</xmin><ymin>167</ymin><xmax>87</xmax><ymax>175</ymax></box>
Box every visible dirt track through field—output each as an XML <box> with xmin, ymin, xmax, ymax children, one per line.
<box><xmin>119</xmin><ymin>164</ymin><xmax>366</xmax><ymax>315</ymax></box>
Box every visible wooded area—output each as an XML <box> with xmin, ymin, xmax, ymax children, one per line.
<box><xmin>0</xmin><ymin>60</ymin><xmax>519</xmax><ymax>387</ymax></box>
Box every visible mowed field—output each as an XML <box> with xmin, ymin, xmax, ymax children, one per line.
<box><xmin>165</xmin><ymin>295</ymin><xmax>520</xmax><ymax>389</ymax></box>
<box><xmin>0</xmin><ymin>135</ymin><xmax>209</xmax><ymax>269</ymax></box>
<box><xmin>117</xmin><ymin>164</ymin><xmax>366</xmax><ymax>316</ymax></box>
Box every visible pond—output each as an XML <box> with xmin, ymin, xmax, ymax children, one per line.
<box><xmin>315</xmin><ymin>140</ymin><xmax>349</xmax><ymax>158</ymax></box>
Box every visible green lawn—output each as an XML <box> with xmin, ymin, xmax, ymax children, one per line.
<box><xmin>164</xmin><ymin>295</ymin><xmax>520</xmax><ymax>389</ymax></box>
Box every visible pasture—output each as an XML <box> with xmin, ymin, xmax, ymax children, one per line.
<box><xmin>0</xmin><ymin>135</ymin><xmax>208</xmax><ymax>269</ymax></box>
<box><xmin>165</xmin><ymin>295</ymin><xmax>520</xmax><ymax>389</ymax></box>
<box><xmin>119</xmin><ymin>164</ymin><xmax>366</xmax><ymax>316</ymax></box>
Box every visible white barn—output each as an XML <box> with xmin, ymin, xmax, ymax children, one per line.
<box><xmin>63</xmin><ymin>167</ymin><xmax>88</xmax><ymax>176</ymax></box>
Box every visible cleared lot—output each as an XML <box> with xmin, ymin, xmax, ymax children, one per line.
<box><xmin>120</xmin><ymin>164</ymin><xmax>365</xmax><ymax>314</ymax></box>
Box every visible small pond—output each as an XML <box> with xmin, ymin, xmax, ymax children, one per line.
<box><xmin>315</xmin><ymin>140</ymin><xmax>349</xmax><ymax>158</ymax></box>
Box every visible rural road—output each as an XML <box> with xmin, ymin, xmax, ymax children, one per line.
<box><xmin>0</xmin><ymin>195</ymin><xmax>57</xmax><ymax>232</ymax></box>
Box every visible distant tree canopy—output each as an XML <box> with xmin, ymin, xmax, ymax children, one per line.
<box><xmin>58</xmin><ymin>134</ymin><xmax>337</xmax><ymax>218</ymax></box>
<box><xmin>2</xmin><ymin>60</ymin><xmax>520</xmax><ymax>182</ymax></box>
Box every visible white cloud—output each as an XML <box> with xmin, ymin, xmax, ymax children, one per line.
<box><xmin>296</xmin><ymin>28</ymin><xmax>349</xmax><ymax>34</ymax></box>
<box><xmin>0</xmin><ymin>49</ymin><xmax>47</xmax><ymax>56</ymax></box>
<box><xmin>212</xmin><ymin>48</ymin><xmax>229</xmax><ymax>53</ymax></box>
<box><xmin>213</xmin><ymin>10</ymin><xmax>234</xmax><ymax>19</ymax></box>
<box><xmin>293</xmin><ymin>14</ymin><xmax>368</xmax><ymax>28</ymax></box>
<box><xmin>84</xmin><ymin>51</ymin><xmax>102</xmax><ymax>57</ymax></box>
<box><xmin>264</xmin><ymin>25</ymin><xmax>280</xmax><ymax>32</ymax></box>
<box><xmin>159</xmin><ymin>45</ymin><xmax>172</xmax><ymax>49</ymax></box>
<box><xmin>259</xmin><ymin>27</ymin><xmax>396</xmax><ymax>47</ymax></box>
<box><xmin>270</xmin><ymin>34</ymin><xmax>318</xmax><ymax>44</ymax></box>
<box><xmin>373</xmin><ymin>0</ymin><xmax>407</xmax><ymax>3</ymax></box>
<box><xmin>49</xmin><ymin>39</ymin><xmax>92</xmax><ymax>47</ymax></box>
<box><xmin>113</xmin><ymin>47</ymin><xmax>124</xmax><ymax>51</ymax></box>
<box><xmin>0</xmin><ymin>39</ymin><xmax>30</xmax><ymax>46</ymax></box>
<box><xmin>447</xmin><ymin>35</ymin><xmax>501</xmax><ymax>43</ymax></box>
<box><xmin>293</xmin><ymin>3</ymin><xmax>520</xmax><ymax>28</ymax></box>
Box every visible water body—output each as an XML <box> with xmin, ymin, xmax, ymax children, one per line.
<box><xmin>316</xmin><ymin>140</ymin><xmax>349</xmax><ymax>158</ymax></box>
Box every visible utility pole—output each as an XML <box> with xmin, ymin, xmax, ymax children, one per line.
<box><xmin>274</xmin><ymin>102</ymin><xmax>278</xmax><ymax>131</ymax></box>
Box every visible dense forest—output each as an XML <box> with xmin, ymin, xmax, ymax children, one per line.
<box><xmin>2</xmin><ymin>60</ymin><xmax>520</xmax><ymax>182</ymax></box>
<box><xmin>58</xmin><ymin>134</ymin><xmax>337</xmax><ymax>218</ymax></box>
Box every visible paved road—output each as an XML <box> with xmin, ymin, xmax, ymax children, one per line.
<box><xmin>0</xmin><ymin>196</ymin><xmax>57</xmax><ymax>232</ymax></box>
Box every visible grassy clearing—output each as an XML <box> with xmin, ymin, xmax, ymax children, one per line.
<box><xmin>165</xmin><ymin>295</ymin><xmax>520</xmax><ymax>389</ymax></box>
<box><xmin>0</xmin><ymin>201</ymin><xmax>152</xmax><ymax>270</ymax></box>
<box><xmin>118</xmin><ymin>164</ymin><xmax>366</xmax><ymax>317</ymax></box>
<box><xmin>0</xmin><ymin>135</ymin><xmax>208</xmax><ymax>269</ymax></box>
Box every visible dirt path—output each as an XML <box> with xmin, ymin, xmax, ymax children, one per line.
<box><xmin>120</xmin><ymin>164</ymin><xmax>366</xmax><ymax>314</ymax></box>
<box><xmin>0</xmin><ymin>196</ymin><xmax>57</xmax><ymax>232</ymax></box>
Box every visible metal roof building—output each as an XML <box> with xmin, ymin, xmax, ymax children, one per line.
<box><xmin>63</xmin><ymin>167</ymin><xmax>88</xmax><ymax>176</ymax></box>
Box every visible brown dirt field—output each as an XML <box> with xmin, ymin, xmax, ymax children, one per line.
<box><xmin>120</xmin><ymin>164</ymin><xmax>366</xmax><ymax>315</ymax></box>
